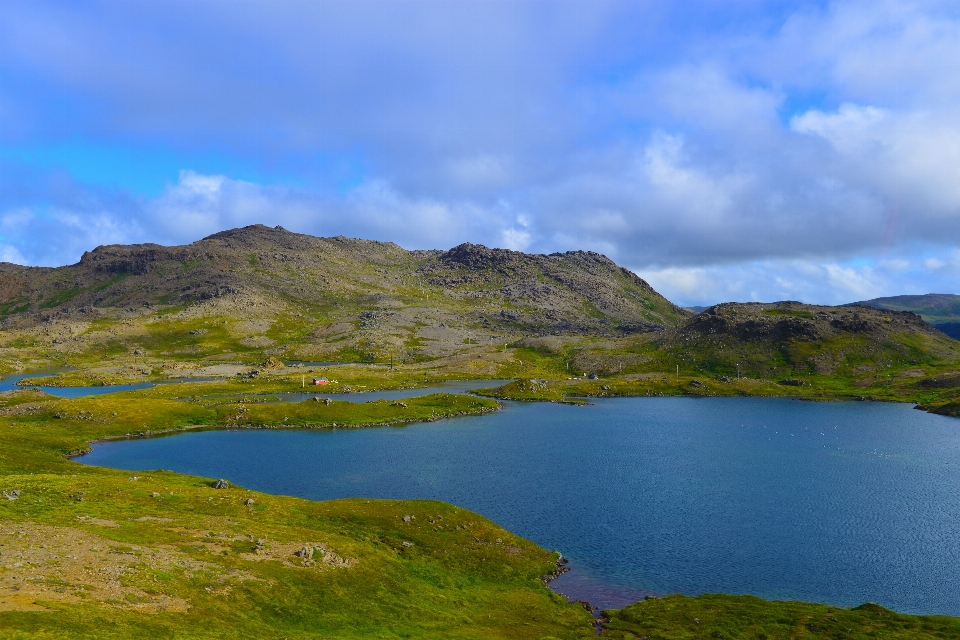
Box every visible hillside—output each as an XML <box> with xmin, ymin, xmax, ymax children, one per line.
<box><xmin>649</xmin><ymin>301</ymin><xmax>960</xmax><ymax>379</ymax></box>
<box><xmin>2</xmin><ymin>230</ymin><xmax>960</xmax><ymax>412</ymax></box>
<box><xmin>852</xmin><ymin>293</ymin><xmax>960</xmax><ymax>339</ymax></box>
<box><xmin>0</xmin><ymin>225</ymin><xmax>686</xmax><ymax>373</ymax></box>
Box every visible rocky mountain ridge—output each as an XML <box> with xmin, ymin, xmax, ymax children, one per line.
<box><xmin>0</xmin><ymin>225</ymin><xmax>687</xmax><ymax>341</ymax></box>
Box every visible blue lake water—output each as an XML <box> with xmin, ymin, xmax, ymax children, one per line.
<box><xmin>79</xmin><ymin>397</ymin><xmax>960</xmax><ymax>615</ymax></box>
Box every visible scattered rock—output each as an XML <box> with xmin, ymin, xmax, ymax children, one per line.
<box><xmin>261</xmin><ymin>356</ymin><xmax>285</xmax><ymax>370</ymax></box>
<box><xmin>391</xmin><ymin>401</ymin><xmax>408</xmax><ymax>408</ymax></box>
<box><xmin>780</xmin><ymin>379</ymin><xmax>806</xmax><ymax>386</ymax></box>
<box><xmin>245</xmin><ymin>498</ymin><xmax>254</xmax><ymax>506</ymax></box>
<box><xmin>150</xmin><ymin>492</ymin><xmax>160</xmax><ymax>498</ymax></box>
<box><xmin>690</xmin><ymin>379</ymin><xmax>706</xmax><ymax>389</ymax></box>
<box><xmin>2</xmin><ymin>489</ymin><xmax>20</xmax><ymax>501</ymax></box>
<box><xmin>212</xmin><ymin>479</ymin><xmax>230</xmax><ymax>489</ymax></box>
<box><xmin>401</xmin><ymin>541</ymin><xmax>414</xmax><ymax>548</ymax></box>
<box><xmin>294</xmin><ymin>545</ymin><xmax>319</xmax><ymax>564</ymax></box>
<box><xmin>402</xmin><ymin>515</ymin><xmax>414</xmax><ymax>522</ymax></box>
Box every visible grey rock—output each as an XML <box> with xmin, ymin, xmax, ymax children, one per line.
<box><xmin>213</xmin><ymin>479</ymin><xmax>230</xmax><ymax>489</ymax></box>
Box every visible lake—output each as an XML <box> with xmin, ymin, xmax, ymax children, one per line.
<box><xmin>79</xmin><ymin>396</ymin><xmax>960</xmax><ymax>615</ymax></box>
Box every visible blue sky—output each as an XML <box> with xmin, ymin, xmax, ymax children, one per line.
<box><xmin>2</xmin><ymin>0</ymin><xmax>960</xmax><ymax>306</ymax></box>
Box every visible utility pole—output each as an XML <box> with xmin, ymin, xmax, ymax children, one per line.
<box><xmin>676</xmin><ymin>364</ymin><xmax>679</xmax><ymax>380</ymax></box>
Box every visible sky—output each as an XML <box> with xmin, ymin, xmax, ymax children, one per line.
<box><xmin>2</xmin><ymin>0</ymin><xmax>960</xmax><ymax>306</ymax></box>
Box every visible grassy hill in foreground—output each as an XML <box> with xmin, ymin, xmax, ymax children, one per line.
<box><xmin>852</xmin><ymin>293</ymin><xmax>960</xmax><ymax>339</ymax></box>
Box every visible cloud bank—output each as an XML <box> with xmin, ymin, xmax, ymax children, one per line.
<box><xmin>2</xmin><ymin>0</ymin><xmax>960</xmax><ymax>305</ymax></box>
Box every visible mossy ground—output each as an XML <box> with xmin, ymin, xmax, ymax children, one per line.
<box><xmin>601</xmin><ymin>594</ymin><xmax>960</xmax><ymax>639</ymax></box>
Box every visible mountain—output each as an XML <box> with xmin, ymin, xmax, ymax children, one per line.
<box><xmin>851</xmin><ymin>294</ymin><xmax>960</xmax><ymax>339</ymax></box>
<box><xmin>683</xmin><ymin>305</ymin><xmax>710</xmax><ymax>314</ymax></box>
<box><xmin>0</xmin><ymin>225</ymin><xmax>687</xmax><ymax>365</ymax></box>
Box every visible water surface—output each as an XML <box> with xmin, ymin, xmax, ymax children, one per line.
<box><xmin>80</xmin><ymin>397</ymin><xmax>960</xmax><ymax>615</ymax></box>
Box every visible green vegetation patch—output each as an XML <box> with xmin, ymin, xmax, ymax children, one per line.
<box><xmin>601</xmin><ymin>593</ymin><xmax>960</xmax><ymax>639</ymax></box>
<box><xmin>39</xmin><ymin>287</ymin><xmax>83</xmax><ymax>309</ymax></box>
<box><xmin>762</xmin><ymin>308</ymin><xmax>813</xmax><ymax>319</ymax></box>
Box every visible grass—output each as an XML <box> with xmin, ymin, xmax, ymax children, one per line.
<box><xmin>601</xmin><ymin>594</ymin><xmax>960</xmax><ymax>639</ymax></box>
<box><xmin>0</xmin><ymin>383</ymin><xmax>595</xmax><ymax>638</ymax></box>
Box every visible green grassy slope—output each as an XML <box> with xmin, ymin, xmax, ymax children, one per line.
<box><xmin>601</xmin><ymin>594</ymin><xmax>960</xmax><ymax>639</ymax></box>
<box><xmin>0</xmin><ymin>385</ymin><xmax>593</xmax><ymax>638</ymax></box>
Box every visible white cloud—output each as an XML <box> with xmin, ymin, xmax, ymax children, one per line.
<box><xmin>0</xmin><ymin>244</ymin><xmax>26</xmax><ymax>264</ymax></box>
<box><xmin>790</xmin><ymin>103</ymin><xmax>889</xmax><ymax>153</ymax></box>
<box><xmin>501</xmin><ymin>228</ymin><xmax>531</xmax><ymax>251</ymax></box>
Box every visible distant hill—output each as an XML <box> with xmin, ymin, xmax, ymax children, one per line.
<box><xmin>645</xmin><ymin>300</ymin><xmax>960</xmax><ymax>379</ymax></box>
<box><xmin>683</xmin><ymin>305</ymin><xmax>710</xmax><ymax>314</ymax></box>
<box><xmin>850</xmin><ymin>294</ymin><xmax>960</xmax><ymax>339</ymax></box>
